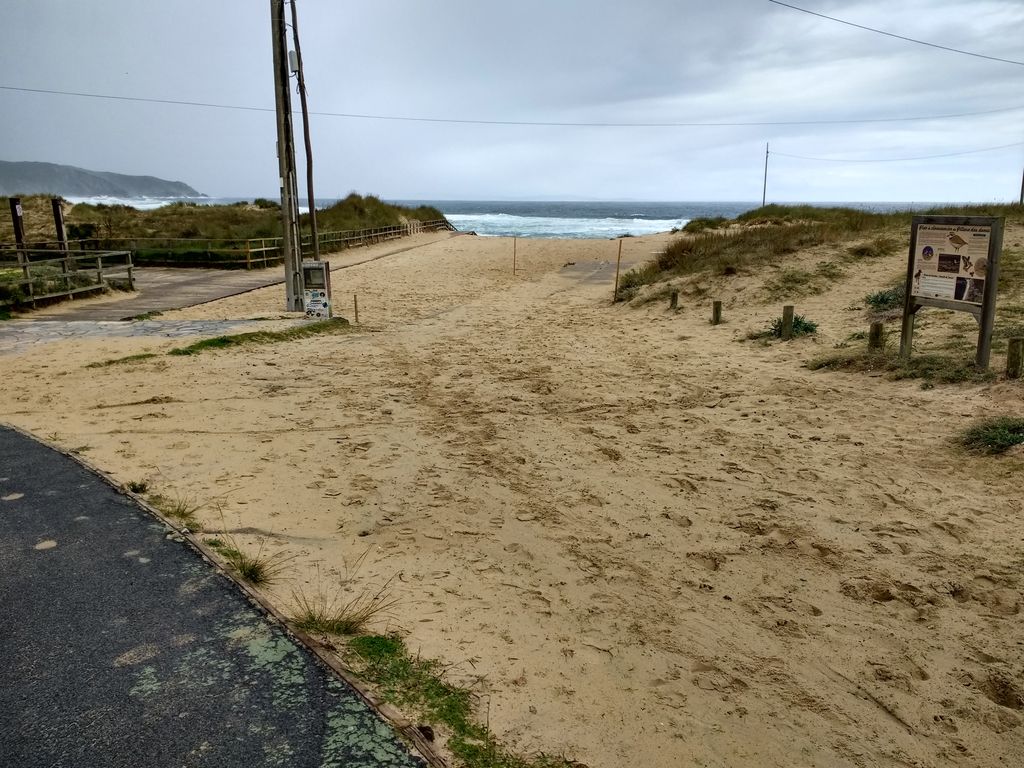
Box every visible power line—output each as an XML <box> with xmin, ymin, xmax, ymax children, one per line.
<box><xmin>2</xmin><ymin>83</ymin><xmax>1023</xmax><ymax>127</ymax></box>
<box><xmin>772</xmin><ymin>140</ymin><xmax>1024</xmax><ymax>163</ymax></box>
<box><xmin>768</xmin><ymin>0</ymin><xmax>1024</xmax><ymax>66</ymax></box>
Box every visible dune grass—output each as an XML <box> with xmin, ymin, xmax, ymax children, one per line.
<box><xmin>616</xmin><ymin>203</ymin><xmax>1023</xmax><ymax>302</ymax></box>
<box><xmin>959</xmin><ymin>417</ymin><xmax>1024</xmax><ymax>454</ymax></box>
<box><xmin>807</xmin><ymin>348</ymin><xmax>996</xmax><ymax>386</ymax></box>
<box><xmin>347</xmin><ymin>634</ymin><xmax>576</xmax><ymax>768</ymax></box>
<box><xmin>0</xmin><ymin>193</ymin><xmax>445</xmax><ymax>244</ymax></box>
<box><xmin>292</xmin><ymin>580</ymin><xmax>398</xmax><ymax>636</ymax></box>
<box><xmin>166</xmin><ymin>318</ymin><xmax>351</xmax><ymax>356</ymax></box>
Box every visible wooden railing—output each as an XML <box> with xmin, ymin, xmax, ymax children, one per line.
<box><xmin>0</xmin><ymin>249</ymin><xmax>134</xmax><ymax>308</ymax></box>
<box><xmin>1</xmin><ymin>218</ymin><xmax>457</xmax><ymax>271</ymax></box>
<box><xmin>244</xmin><ymin>219</ymin><xmax>456</xmax><ymax>269</ymax></box>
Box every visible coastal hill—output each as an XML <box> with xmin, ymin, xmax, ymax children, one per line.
<box><xmin>0</xmin><ymin>160</ymin><xmax>201</xmax><ymax>198</ymax></box>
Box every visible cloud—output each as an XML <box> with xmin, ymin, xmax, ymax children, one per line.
<box><xmin>1</xmin><ymin>0</ymin><xmax>1021</xmax><ymax>201</ymax></box>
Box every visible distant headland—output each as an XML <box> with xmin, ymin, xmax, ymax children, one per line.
<box><xmin>0</xmin><ymin>160</ymin><xmax>202</xmax><ymax>198</ymax></box>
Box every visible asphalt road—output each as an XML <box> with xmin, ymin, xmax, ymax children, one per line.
<box><xmin>0</xmin><ymin>426</ymin><xmax>425</xmax><ymax>768</ymax></box>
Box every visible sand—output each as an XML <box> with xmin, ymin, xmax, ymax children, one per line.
<box><xmin>3</xmin><ymin>227</ymin><xmax>1023</xmax><ymax>767</ymax></box>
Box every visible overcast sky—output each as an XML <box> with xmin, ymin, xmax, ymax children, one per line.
<box><xmin>2</xmin><ymin>0</ymin><xmax>1022</xmax><ymax>202</ymax></box>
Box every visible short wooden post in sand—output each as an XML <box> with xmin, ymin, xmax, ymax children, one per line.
<box><xmin>613</xmin><ymin>239</ymin><xmax>623</xmax><ymax>302</ymax></box>
<box><xmin>868</xmin><ymin>321</ymin><xmax>885</xmax><ymax>351</ymax></box>
<box><xmin>353</xmin><ymin>294</ymin><xmax>359</xmax><ymax>324</ymax></box>
<box><xmin>781</xmin><ymin>305</ymin><xmax>795</xmax><ymax>340</ymax></box>
<box><xmin>1008</xmin><ymin>337</ymin><xmax>1023</xmax><ymax>379</ymax></box>
<box><xmin>513</xmin><ymin>237</ymin><xmax>517</xmax><ymax>275</ymax></box>
<box><xmin>669</xmin><ymin>290</ymin><xmax>678</xmax><ymax>310</ymax></box>
<box><xmin>712</xmin><ymin>300</ymin><xmax>722</xmax><ymax>325</ymax></box>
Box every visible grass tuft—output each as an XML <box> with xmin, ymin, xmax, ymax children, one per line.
<box><xmin>959</xmin><ymin>417</ymin><xmax>1024</xmax><ymax>455</ymax></box>
<box><xmin>148</xmin><ymin>492</ymin><xmax>203</xmax><ymax>530</ymax></box>
<box><xmin>346</xmin><ymin>634</ymin><xmax>580</xmax><ymax>768</ymax></box>
<box><xmin>864</xmin><ymin>283</ymin><xmax>905</xmax><ymax>313</ymax></box>
<box><xmin>808</xmin><ymin>349</ymin><xmax>996</xmax><ymax>385</ymax></box>
<box><xmin>86</xmin><ymin>353</ymin><xmax>159</xmax><ymax>368</ymax></box>
<box><xmin>126</xmin><ymin>480</ymin><xmax>149</xmax><ymax>494</ymax></box>
<box><xmin>220</xmin><ymin>539</ymin><xmax>294</xmax><ymax>586</ymax></box>
<box><xmin>847</xmin><ymin>236</ymin><xmax>900</xmax><ymax>260</ymax></box>
<box><xmin>167</xmin><ymin>318</ymin><xmax>351</xmax><ymax>356</ymax></box>
<box><xmin>292</xmin><ymin>578</ymin><xmax>398</xmax><ymax>636</ymax></box>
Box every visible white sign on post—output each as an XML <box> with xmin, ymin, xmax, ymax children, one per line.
<box><xmin>910</xmin><ymin>224</ymin><xmax>991</xmax><ymax>305</ymax></box>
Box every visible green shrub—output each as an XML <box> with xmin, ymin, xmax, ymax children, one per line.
<box><xmin>865</xmin><ymin>283</ymin><xmax>905</xmax><ymax>312</ymax></box>
<box><xmin>771</xmin><ymin>314</ymin><xmax>818</xmax><ymax>338</ymax></box>
<box><xmin>959</xmin><ymin>417</ymin><xmax>1024</xmax><ymax>454</ymax></box>
<box><xmin>682</xmin><ymin>216</ymin><xmax>728</xmax><ymax>234</ymax></box>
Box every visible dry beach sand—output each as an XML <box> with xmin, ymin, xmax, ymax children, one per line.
<box><xmin>3</xmin><ymin>226</ymin><xmax>1024</xmax><ymax>767</ymax></box>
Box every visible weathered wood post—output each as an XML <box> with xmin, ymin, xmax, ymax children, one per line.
<box><xmin>1008</xmin><ymin>337</ymin><xmax>1023</xmax><ymax>379</ymax></box>
<box><xmin>868</xmin><ymin>321</ymin><xmax>885</xmax><ymax>351</ymax></box>
<box><xmin>712</xmin><ymin>300</ymin><xmax>722</xmax><ymax>325</ymax></box>
<box><xmin>353</xmin><ymin>294</ymin><xmax>359</xmax><ymax>324</ymax></box>
<box><xmin>513</xmin><ymin>237</ymin><xmax>517</xmax><ymax>275</ymax></box>
<box><xmin>613</xmin><ymin>239</ymin><xmax>622</xmax><ymax>302</ymax></box>
<box><xmin>9</xmin><ymin>197</ymin><xmax>29</xmax><ymax>283</ymax></box>
<box><xmin>669</xmin><ymin>290</ymin><xmax>678</xmax><ymax>310</ymax></box>
<box><xmin>781</xmin><ymin>305</ymin><xmax>795</xmax><ymax>340</ymax></box>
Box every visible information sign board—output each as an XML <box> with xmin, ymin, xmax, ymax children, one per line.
<box><xmin>900</xmin><ymin>216</ymin><xmax>1004</xmax><ymax>368</ymax></box>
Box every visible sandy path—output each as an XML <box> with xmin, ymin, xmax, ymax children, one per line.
<box><xmin>2</xmin><ymin>231</ymin><xmax>1022</xmax><ymax>767</ymax></box>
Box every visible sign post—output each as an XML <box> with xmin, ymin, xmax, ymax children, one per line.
<box><xmin>899</xmin><ymin>215</ymin><xmax>1004</xmax><ymax>369</ymax></box>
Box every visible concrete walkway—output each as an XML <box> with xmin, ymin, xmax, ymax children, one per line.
<box><xmin>0</xmin><ymin>426</ymin><xmax>425</xmax><ymax>768</ymax></box>
<box><xmin>26</xmin><ymin>232</ymin><xmax>458</xmax><ymax>322</ymax></box>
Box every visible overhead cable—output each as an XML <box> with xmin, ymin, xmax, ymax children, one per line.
<box><xmin>1</xmin><ymin>84</ymin><xmax>1022</xmax><ymax>127</ymax></box>
<box><xmin>768</xmin><ymin>0</ymin><xmax>1024</xmax><ymax>66</ymax></box>
<box><xmin>772</xmin><ymin>140</ymin><xmax>1024</xmax><ymax>163</ymax></box>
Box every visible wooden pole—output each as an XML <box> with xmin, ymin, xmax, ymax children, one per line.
<box><xmin>353</xmin><ymin>294</ymin><xmax>359</xmax><ymax>324</ymax></box>
<box><xmin>762</xmin><ymin>142</ymin><xmax>769</xmax><ymax>207</ymax></box>
<box><xmin>712</xmin><ymin>300</ymin><xmax>722</xmax><ymax>325</ymax></box>
<box><xmin>669</xmin><ymin>290</ymin><xmax>678</xmax><ymax>310</ymax></box>
<box><xmin>868</xmin><ymin>321</ymin><xmax>885</xmax><ymax>351</ymax></box>
<box><xmin>1019</xmin><ymin>166</ymin><xmax>1023</xmax><ymax>206</ymax></box>
<box><xmin>613</xmin><ymin>239</ymin><xmax>623</xmax><ymax>301</ymax></box>
<box><xmin>289</xmin><ymin>0</ymin><xmax>319</xmax><ymax>261</ymax></box>
<box><xmin>781</xmin><ymin>305</ymin><xmax>794</xmax><ymax>340</ymax></box>
<box><xmin>513</xmin><ymin>237</ymin><xmax>517</xmax><ymax>275</ymax></box>
<box><xmin>1007</xmin><ymin>337</ymin><xmax>1023</xmax><ymax>379</ymax></box>
<box><xmin>9</xmin><ymin>197</ymin><xmax>28</xmax><ymax>282</ymax></box>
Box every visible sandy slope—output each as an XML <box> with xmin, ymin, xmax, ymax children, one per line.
<box><xmin>3</xmin><ymin>229</ymin><xmax>1023</xmax><ymax>768</ymax></box>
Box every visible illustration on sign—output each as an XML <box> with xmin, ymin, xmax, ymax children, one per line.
<box><xmin>911</xmin><ymin>224</ymin><xmax>991</xmax><ymax>305</ymax></box>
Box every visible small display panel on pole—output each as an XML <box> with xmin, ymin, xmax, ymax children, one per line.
<box><xmin>900</xmin><ymin>215</ymin><xmax>1004</xmax><ymax>368</ymax></box>
<box><xmin>301</xmin><ymin>261</ymin><xmax>332</xmax><ymax>319</ymax></box>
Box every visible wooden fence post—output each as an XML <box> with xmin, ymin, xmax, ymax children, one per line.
<box><xmin>868</xmin><ymin>321</ymin><xmax>885</xmax><ymax>351</ymax></box>
<box><xmin>613</xmin><ymin>239</ymin><xmax>623</xmax><ymax>302</ymax></box>
<box><xmin>353</xmin><ymin>294</ymin><xmax>359</xmax><ymax>324</ymax></box>
<box><xmin>1008</xmin><ymin>337</ymin><xmax>1023</xmax><ymax>379</ymax></box>
<box><xmin>712</xmin><ymin>300</ymin><xmax>723</xmax><ymax>325</ymax></box>
<box><xmin>669</xmin><ymin>290</ymin><xmax>678</xmax><ymax>310</ymax></box>
<box><xmin>781</xmin><ymin>305</ymin><xmax>795</xmax><ymax>340</ymax></box>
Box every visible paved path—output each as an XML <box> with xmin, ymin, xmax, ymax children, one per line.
<box><xmin>0</xmin><ymin>426</ymin><xmax>425</xmax><ymax>768</ymax></box>
<box><xmin>28</xmin><ymin>233</ymin><xmax>458</xmax><ymax>322</ymax></box>
<box><xmin>0</xmin><ymin>318</ymin><xmax>283</xmax><ymax>357</ymax></box>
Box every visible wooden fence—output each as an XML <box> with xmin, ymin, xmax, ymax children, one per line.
<box><xmin>4</xmin><ymin>218</ymin><xmax>457</xmax><ymax>271</ymax></box>
<box><xmin>0</xmin><ymin>248</ymin><xmax>134</xmax><ymax>308</ymax></box>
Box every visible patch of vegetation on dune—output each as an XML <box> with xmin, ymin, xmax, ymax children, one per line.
<box><xmin>0</xmin><ymin>193</ymin><xmax>445</xmax><ymax>244</ymax></box>
<box><xmin>616</xmin><ymin>203</ymin><xmax>1023</xmax><ymax>302</ymax></box>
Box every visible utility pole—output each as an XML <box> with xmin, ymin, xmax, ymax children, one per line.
<box><xmin>270</xmin><ymin>0</ymin><xmax>303</xmax><ymax>311</ymax></box>
<box><xmin>762</xmin><ymin>142</ymin><xmax>769</xmax><ymax>207</ymax></box>
<box><xmin>289</xmin><ymin>0</ymin><xmax>319</xmax><ymax>261</ymax></box>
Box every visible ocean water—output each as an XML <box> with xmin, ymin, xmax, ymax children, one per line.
<box><xmin>62</xmin><ymin>196</ymin><xmax>942</xmax><ymax>240</ymax></box>
<box><xmin>394</xmin><ymin>200</ymin><xmax>757</xmax><ymax>239</ymax></box>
